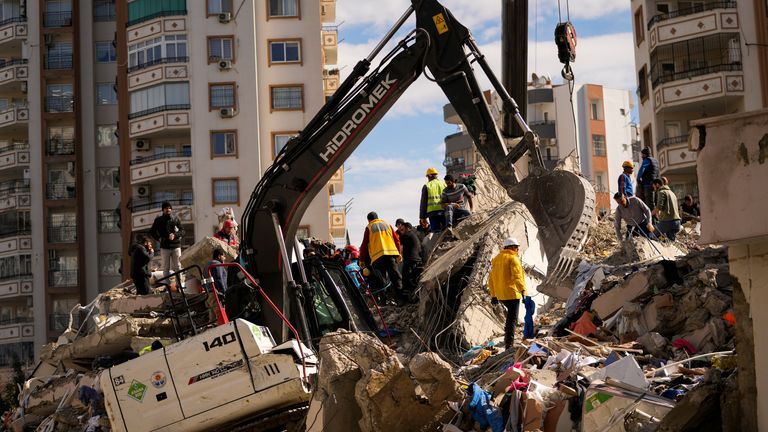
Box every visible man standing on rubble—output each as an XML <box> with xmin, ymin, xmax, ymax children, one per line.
<box><xmin>613</xmin><ymin>192</ymin><xmax>655</xmax><ymax>241</ymax></box>
<box><xmin>636</xmin><ymin>148</ymin><xmax>660</xmax><ymax>210</ymax></box>
<box><xmin>488</xmin><ymin>238</ymin><xmax>526</xmax><ymax>349</ymax></box>
<box><xmin>618</xmin><ymin>160</ymin><xmax>635</xmax><ymax>197</ymax></box>
<box><xmin>150</xmin><ymin>201</ymin><xmax>185</xmax><ymax>278</ymax></box>
<box><xmin>360</xmin><ymin>212</ymin><xmax>406</xmax><ymax>305</ymax></box>
<box><xmin>130</xmin><ymin>235</ymin><xmax>154</xmax><ymax>295</ymax></box>
<box><xmin>652</xmin><ymin>179</ymin><xmax>682</xmax><ymax>241</ymax></box>
<box><xmin>397</xmin><ymin>222</ymin><xmax>423</xmax><ymax>300</ymax></box>
<box><xmin>419</xmin><ymin>167</ymin><xmax>446</xmax><ymax>232</ymax></box>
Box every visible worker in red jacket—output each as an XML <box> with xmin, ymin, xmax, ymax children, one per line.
<box><xmin>214</xmin><ymin>219</ymin><xmax>238</xmax><ymax>248</ymax></box>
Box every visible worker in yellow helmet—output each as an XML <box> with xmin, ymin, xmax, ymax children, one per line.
<box><xmin>488</xmin><ymin>237</ymin><xmax>526</xmax><ymax>349</ymax></box>
<box><xmin>618</xmin><ymin>160</ymin><xmax>635</xmax><ymax>198</ymax></box>
<box><xmin>419</xmin><ymin>167</ymin><xmax>447</xmax><ymax>233</ymax></box>
<box><xmin>359</xmin><ymin>211</ymin><xmax>405</xmax><ymax>305</ymax></box>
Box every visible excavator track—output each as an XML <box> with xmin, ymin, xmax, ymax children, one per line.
<box><xmin>223</xmin><ymin>404</ymin><xmax>308</xmax><ymax>432</ymax></box>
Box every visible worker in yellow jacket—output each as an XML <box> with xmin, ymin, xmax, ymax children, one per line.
<box><xmin>488</xmin><ymin>237</ymin><xmax>527</xmax><ymax>349</ymax></box>
<box><xmin>359</xmin><ymin>211</ymin><xmax>405</xmax><ymax>305</ymax></box>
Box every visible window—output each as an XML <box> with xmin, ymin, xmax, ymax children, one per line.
<box><xmin>211</xmin><ymin>131</ymin><xmax>237</xmax><ymax>157</ymax></box>
<box><xmin>268</xmin><ymin>0</ymin><xmax>299</xmax><ymax>18</ymax></box>
<box><xmin>95</xmin><ymin>41</ymin><xmax>116</xmax><ymax>63</ymax></box>
<box><xmin>45</xmin><ymin>42</ymin><xmax>73</xmax><ymax>69</ymax></box>
<box><xmin>128</xmin><ymin>35</ymin><xmax>187</xmax><ymax>70</ymax></box>
<box><xmin>97</xmin><ymin>125</ymin><xmax>118</xmax><ymax>147</ymax></box>
<box><xmin>643</xmin><ymin>125</ymin><xmax>653</xmax><ymax>150</ymax></box>
<box><xmin>212</xmin><ymin>178</ymin><xmax>239</xmax><ymax>204</ymax></box>
<box><xmin>94</xmin><ymin>0</ymin><xmax>116</xmax><ymax>21</ymax></box>
<box><xmin>96</xmin><ymin>83</ymin><xmax>117</xmax><ymax>105</ymax></box>
<box><xmin>98</xmin><ymin>167</ymin><xmax>119</xmax><ymax>190</ymax></box>
<box><xmin>98</xmin><ymin>210</ymin><xmax>120</xmax><ymax>233</ymax></box>
<box><xmin>272</xmin><ymin>131</ymin><xmax>298</xmax><ymax>157</ymax></box>
<box><xmin>634</xmin><ymin>6</ymin><xmax>644</xmax><ymax>46</ymax></box>
<box><xmin>164</xmin><ymin>35</ymin><xmax>187</xmax><ymax>58</ymax></box>
<box><xmin>99</xmin><ymin>253</ymin><xmax>122</xmax><ymax>276</ymax></box>
<box><xmin>595</xmin><ymin>172</ymin><xmax>607</xmax><ymax>193</ymax></box>
<box><xmin>208</xmin><ymin>0</ymin><xmax>233</xmax><ymax>14</ymax></box>
<box><xmin>129</xmin><ymin>82</ymin><xmax>190</xmax><ymax>116</ymax></box>
<box><xmin>589</xmin><ymin>99</ymin><xmax>601</xmax><ymax>120</ymax></box>
<box><xmin>592</xmin><ymin>135</ymin><xmax>606</xmax><ymax>156</ymax></box>
<box><xmin>270</xmin><ymin>85</ymin><xmax>303</xmax><ymax>111</ymax></box>
<box><xmin>656</xmin><ymin>3</ymin><xmax>670</xmax><ymax>14</ymax></box>
<box><xmin>208</xmin><ymin>36</ymin><xmax>234</xmax><ymax>62</ymax></box>
<box><xmin>209</xmin><ymin>83</ymin><xmax>236</xmax><ymax>109</ymax></box>
<box><xmin>269</xmin><ymin>40</ymin><xmax>301</xmax><ymax>64</ymax></box>
<box><xmin>638</xmin><ymin>65</ymin><xmax>648</xmax><ymax>103</ymax></box>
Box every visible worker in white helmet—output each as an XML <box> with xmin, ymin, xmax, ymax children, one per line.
<box><xmin>488</xmin><ymin>237</ymin><xmax>527</xmax><ymax>349</ymax></box>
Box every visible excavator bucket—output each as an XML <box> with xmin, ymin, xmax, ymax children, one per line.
<box><xmin>507</xmin><ymin>170</ymin><xmax>596</xmax><ymax>282</ymax></box>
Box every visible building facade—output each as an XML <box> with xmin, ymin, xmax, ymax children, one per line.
<box><xmin>0</xmin><ymin>0</ymin><xmax>343</xmax><ymax>373</ymax></box>
<box><xmin>631</xmin><ymin>0</ymin><xmax>768</xmax><ymax>201</ymax></box>
<box><xmin>444</xmin><ymin>79</ymin><xmax>637</xmax><ymax>216</ymax></box>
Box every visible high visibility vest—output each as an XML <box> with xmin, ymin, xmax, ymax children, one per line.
<box><xmin>425</xmin><ymin>179</ymin><xmax>446</xmax><ymax>213</ymax></box>
<box><xmin>366</xmin><ymin>219</ymin><xmax>399</xmax><ymax>263</ymax></box>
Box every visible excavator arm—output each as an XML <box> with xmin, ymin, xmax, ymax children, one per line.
<box><xmin>240</xmin><ymin>0</ymin><xmax>594</xmax><ymax>341</ymax></box>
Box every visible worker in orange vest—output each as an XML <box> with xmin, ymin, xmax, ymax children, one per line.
<box><xmin>359</xmin><ymin>212</ymin><xmax>405</xmax><ymax>305</ymax></box>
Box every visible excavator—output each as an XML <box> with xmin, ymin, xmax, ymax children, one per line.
<box><xmin>100</xmin><ymin>1</ymin><xmax>594</xmax><ymax>430</ymax></box>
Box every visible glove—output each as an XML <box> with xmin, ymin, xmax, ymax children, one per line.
<box><xmin>396</xmin><ymin>255</ymin><xmax>403</xmax><ymax>264</ymax></box>
<box><xmin>491</xmin><ymin>297</ymin><xmax>499</xmax><ymax>306</ymax></box>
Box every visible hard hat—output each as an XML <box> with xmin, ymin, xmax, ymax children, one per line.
<box><xmin>622</xmin><ymin>160</ymin><xmax>634</xmax><ymax>168</ymax></box>
<box><xmin>223</xmin><ymin>219</ymin><xmax>236</xmax><ymax>229</ymax></box>
<box><xmin>502</xmin><ymin>237</ymin><xmax>520</xmax><ymax>247</ymax></box>
<box><xmin>345</xmin><ymin>244</ymin><xmax>359</xmax><ymax>252</ymax></box>
<box><xmin>350</xmin><ymin>251</ymin><xmax>359</xmax><ymax>259</ymax></box>
<box><xmin>425</xmin><ymin>167</ymin><xmax>439</xmax><ymax>176</ymax></box>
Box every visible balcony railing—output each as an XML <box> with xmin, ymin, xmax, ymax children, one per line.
<box><xmin>130</xmin><ymin>149</ymin><xmax>191</xmax><ymax>165</ymax></box>
<box><xmin>44</xmin><ymin>11</ymin><xmax>73</xmax><ymax>27</ymax></box>
<box><xmin>44</xmin><ymin>56</ymin><xmax>73</xmax><ymax>70</ymax></box>
<box><xmin>127</xmin><ymin>56</ymin><xmax>189</xmax><ymax>73</ymax></box>
<box><xmin>657</xmin><ymin>134</ymin><xmax>690</xmax><ymax>151</ymax></box>
<box><xmin>48</xmin><ymin>270</ymin><xmax>78</xmax><ymax>288</ymax></box>
<box><xmin>0</xmin><ymin>228</ymin><xmax>30</xmax><ymax>239</ymax></box>
<box><xmin>0</xmin><ymin>142</ymin><xmax>29</xmax><ymax>153</ymax></box>
<box><xmin>46</xmin><ymin>138</ymin><xmax>75</xmax><ymax>155</ymax></box>
<box><xmin>650</xmin><ymin>63</ymin><xmax>742</xmax><ymax>88</ymax></box>
<box><xmin>44</xmin><ymin>96</ymin><xmax>74</xmax><ymax>113</ymax></box>
<box><xmin>128</xmin><ymin>104</ymin><xmax>191</xmax><ymax>119</ymax></box>
<box><xmin>0</xmin><ymin>179</ymin><xmax>29</xmax><ymax>196</ymax></box>
<box><xmin>0</xmin><ymin>317</ymin><xmax>33</xmax><ymax>326</ymax></box>
<box><xmin>0</xmin><ymin>16</ymin><xmax>26</xmax><ymax>27</ymax></box>
<box><xmin>647</xmin><ymin>2</ymin><xmax>737</xmax><ymax>30</ymax></box>
<box><xmin>0</xmin><ymin>270</ymin><xmax>32</xmax><ymax>282</ymax></box>
<box><xmin>46</xmin><ymin>182</ymin><xmax>76</xmax><ymax>200</ymax></box>
<box><xmin>131</xmin><ymin>198</ymin><xmax>192</xmax><ymax>213</ymax></box>
<box><xmin>48</xmin><ymin>225</ymin><xmax>77</xmax><ymax>243</ymax></box>
<box><xmin>0</xmin><ymin>59</ymin><xmax>28</xmax><ymax>69</ymax></box>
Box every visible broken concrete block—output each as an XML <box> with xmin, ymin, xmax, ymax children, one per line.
<box><xmin>179</xmin><ymin>236</ymin><xmax>238</xmax><ymax>277</ymax></box>
<box><xmin>703</xmin><ymin>289</ymin><xmax>731</xmax><ymax>316</ymax></box>
<box><xmin>592</xmin><ymin>272</ymin><xmax>655</xmax><ymax>319</ymax></box>
<box><xmin>409</xmin><ymin>352</ymin><xmax>462</xmax><ymax>404</ymax></box>
<box><xmin>100</xmin><ymin>292</ymin><xmax>166</xmax><ymax>314</ymax></box>
<box><xmin>637</xmin><ymin>332</ymin><xmax>669</xmax><ymax>357</ymax></box>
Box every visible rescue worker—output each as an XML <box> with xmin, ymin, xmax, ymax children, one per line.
<box><xmin>441</xmin><ymin>174</ymin><xmax>474</xmax><ymax>229</ymax></box>
<box><xmin>636</xmin><ymin>148</ymin><xmax>660</xmax><ymax>211</ymax></box>
<box><xmin>397</xmin><ymin>222</ymin><xmax>423</xmax><ymax>300</ymax></box>
<box><xmin>214</xmin><ymin>219</ymin><xmax>238</xmax><ymax>247</ymax></box>
<box><xmin>204</xmin><ymin>248</ymin><xmax>228</xmax><ymax>297</ymax></box>
<box><xmin>149</xmin><ymin>201</ymin><xmax>184</xmax><ymax>278</ymax></box>
<box><xmin>130</xmin><ymin>235</ymin><xmax>154</xmax><ymax>295</ymax></box>
<box><xmin>488</xmin><ymin>237</ymin><xmax>527</xmax><ymax>349</ymax></box>
<box><xmin>618</xmin><ymin>160</ymin><xmax>634</xmax><ymax>197</ymax></box>
<box><xmin>652</xmin><ymin>178</ymin><xmax>682</xmax><ymax>241</ymax></box>
<box><xmin>359</xmin><ymin>212</ymin><xmax>405</xmax><ymax>305</ymax></box>
<box><xmin>419</xmin><ymin>167</ymin><xmax>446</xmax><ymax>233</ymax></box>
<box><xmin>613</xmin><ymin>192</ymin><xmax>655</xmax><ymax>241</ymax></box>
<box><xmin>343</xmin><ymin>245</ymin><xmax>365</xmax><ymax>290</ymax></box>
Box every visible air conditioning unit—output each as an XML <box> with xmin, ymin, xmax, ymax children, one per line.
<box><xmin>134</xmin><ymin>139</ymin><xmax>151</xmax><ymax>152</ymax></box>
<box><xmin>218</xmin><ymin>12</ymin><xmax>232</xmax><ymax>23</ymax></box>
<box><xmin>219</xmin><ymin>107</ymin><xmax>237</xmax><ymax>118</ymax></box>
<box><xmin>137</xmin><ymin>185</ymin><xmax>151</xmax><ymax>199</ymax></box>
<box><xmin>218</xmin><ymin>60</ymin><xmax>233</xmax><ymax>70</ymax></box>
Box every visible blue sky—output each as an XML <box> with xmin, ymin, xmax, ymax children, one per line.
<box><xmin>331</xmin><ymin>0</ymin><xmax>636</xmax><ymax>245</ymax></box>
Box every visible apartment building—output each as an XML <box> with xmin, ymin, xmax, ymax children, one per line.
<box><xmin>0</xmin><ymin>0</ymin><xmax>343</xmax><ymax>374</ymax></box>
<box><xmin>443</xmin><ymin>79</ymin><xmax>638</xmax><ymax>216</ymax></box>
<box><xmin>631</xmin><ymin>0</ymin><xmax>768</xmax><ymax>200</ymax></box>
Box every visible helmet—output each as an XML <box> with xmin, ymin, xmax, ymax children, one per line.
<box><xmin>622</xmin><ymin>160</ymin><xmax>634</xmax><ymax>168</ymax></box>
<box><xmin>345</xmin><ymin>244</ymin><xmax>359</xmax><ymax>252</ymax></box>
<box><xmin>425</xmin><ymin>167</ymin><xmax>439</xmax><ymax>176</ymax></box>
<box><xmin>502</xmin><ymin>237</ymin><xmax>520</xmax><ymax>247</ymax></box>
<box><xmin>350</xmin><ymin>251</ymin><xmax>360</xmax><ymax>259</ymax></box>
<box><xmin>223</xmin><ymin>219</ymin><xmax>236</xmax><ymax>229</ymax></box>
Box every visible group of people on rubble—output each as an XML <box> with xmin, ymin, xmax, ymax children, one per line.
<box><xmin>614</xmin><ymin>148</ymin><xmax>701</xmax><ymax>244</ymax></box>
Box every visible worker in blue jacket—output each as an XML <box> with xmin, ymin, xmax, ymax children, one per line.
<box><xmin>636</xmin><ymin>148</ymin><xmax>660</xmax><ymax>210</ymax></box>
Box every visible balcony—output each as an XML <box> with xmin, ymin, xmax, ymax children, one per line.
<box><xmin>0</xmin><ymin>180</ymin><xmax>30</xmax><ymax>213</ymax></box>
<box><xmin>48</xmin><ymin>225</ymin><xmax>77</xmax><ymax>243</ymax></box>
<box><xmin>329</xmin><ymin>208</ymin><xmax>346</xmax><ymax>238</ymax></box>
<box><xmin>647</xmin><ymin>2</ymin><xmax>737</xmax><ymax>30</ymax></box>
<box><xmin>528</xmin><ymin>88</ymin><xmax>554</xmax><ymax>104</ymax></box>
<box><xmin>445</xmin><ymin>131</ymin><xmax>473</xmax><ymax>153</ymax></box>
<box><xmin>321</xmin><ymin>26</ymin><xmax>338</xmax><ymax>65</ymax></box>
<box><xmin>46</xmin><ymin>138</ymin><xmax>75</xmax><ymax>156</ymax></box>
<box><xmin>323</xmin><ymin>68</ymin><xmax>340</xmax><ymax>97</ymax></box>
<box><xmin>45</xmin><ymin>95</ymin><xmax>74</xmax><ymax>113</ymax></box>
<box><xmin>530</xmin><ymin>120</ymin><xmax>557</xmax><ymax>140</ymax></box>
<box><xmin>43</xmin><ymin>11</ymin><xmax>73</xmax><ymax>28</ymax></box>
<box><xmin>0</xmin><ymin>233</ymin><xmax>31</xmax><ymax>258</ymax></box>
<box><xmin>46</xmin><ymin>182</ymin><xmax>76</xmax><ymax>200</ymax></box>
<box><xmin>128</xmin><ymin>105</ymin><xmax>191</xmax><ymax>138</ymax></box>
<box><xmin>647</xmin><ymin>2</ymin><xmax>739</xmax><ymax>49</ymax></box>
<box><xmin>127</xmin><ymin>0</ymin><xmax>187</xmax><ymax>27</ymax></box>
<box><xmin>127</xmin><ymin>58</ymin><xmax>189</xmax><ymax>91</ymax></box>
<box><xmin>130</xmin><ymin>151</ymin><xmax>191</xmax><ymax>183</ymax></box>
<box><xmin>0</xmin><ymin>278</ymin><xmax>32</xmax><ymax>299</ymax></box>
<box><xmin>657</xmin><ymin>135</ymin><xmax>697</xmax><ymax>175</ymax></box>
<box><xmin>329</xmin><ymin>168</ymin><xmax>344</xmax><ymax>195</ymax></box>
<box><xmin>0</xmin><ymin>106</ymin><xmax>27</xmax><ymax>131</ymax></box>
<box><xmin>0</xmin><ymin>142</ymin><xmax>29</xmax><ymax>172</ymax></box>
<box><xmin>130</xmin><ymin>199</ymin><xmax>192</xmax><ymax>230</ymax></box>
<box><xmin>44</xmin><ymin>55</ymin><xmax>73</xmax><ymax>70</ymax></box>
<box><xmin>320</xmin><ymin>0</ymin><xmax>336</xmax><ymax>23</ymax></box>
<box><xmin>48</xmin><ymin>269</ymin><xmax>77</xmax><ymax>288</ymax></box>
<box><xmin>0</xmin><ymin>59</ymin><xmax>27</xmax><ymax>92</ymax></box>
<box><xmin>0</xmin><ymin>17</ymin><xmax>27</xmax><ymax>57</ymax></box>
<box><xmin>0</xmin><ymin>319</ymin><xmax>33</xmax><ymax>343</ymax></box>
<box><xmin>657</xmin><ymin>134</ymin><xmax>690</xmax><ymax>151</ymax></box>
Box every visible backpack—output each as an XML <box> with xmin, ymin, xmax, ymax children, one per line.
<box><xmin>458</xmin><ymin>175</ymin><xmax>477</xmax><ymax>194</ymax></box>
